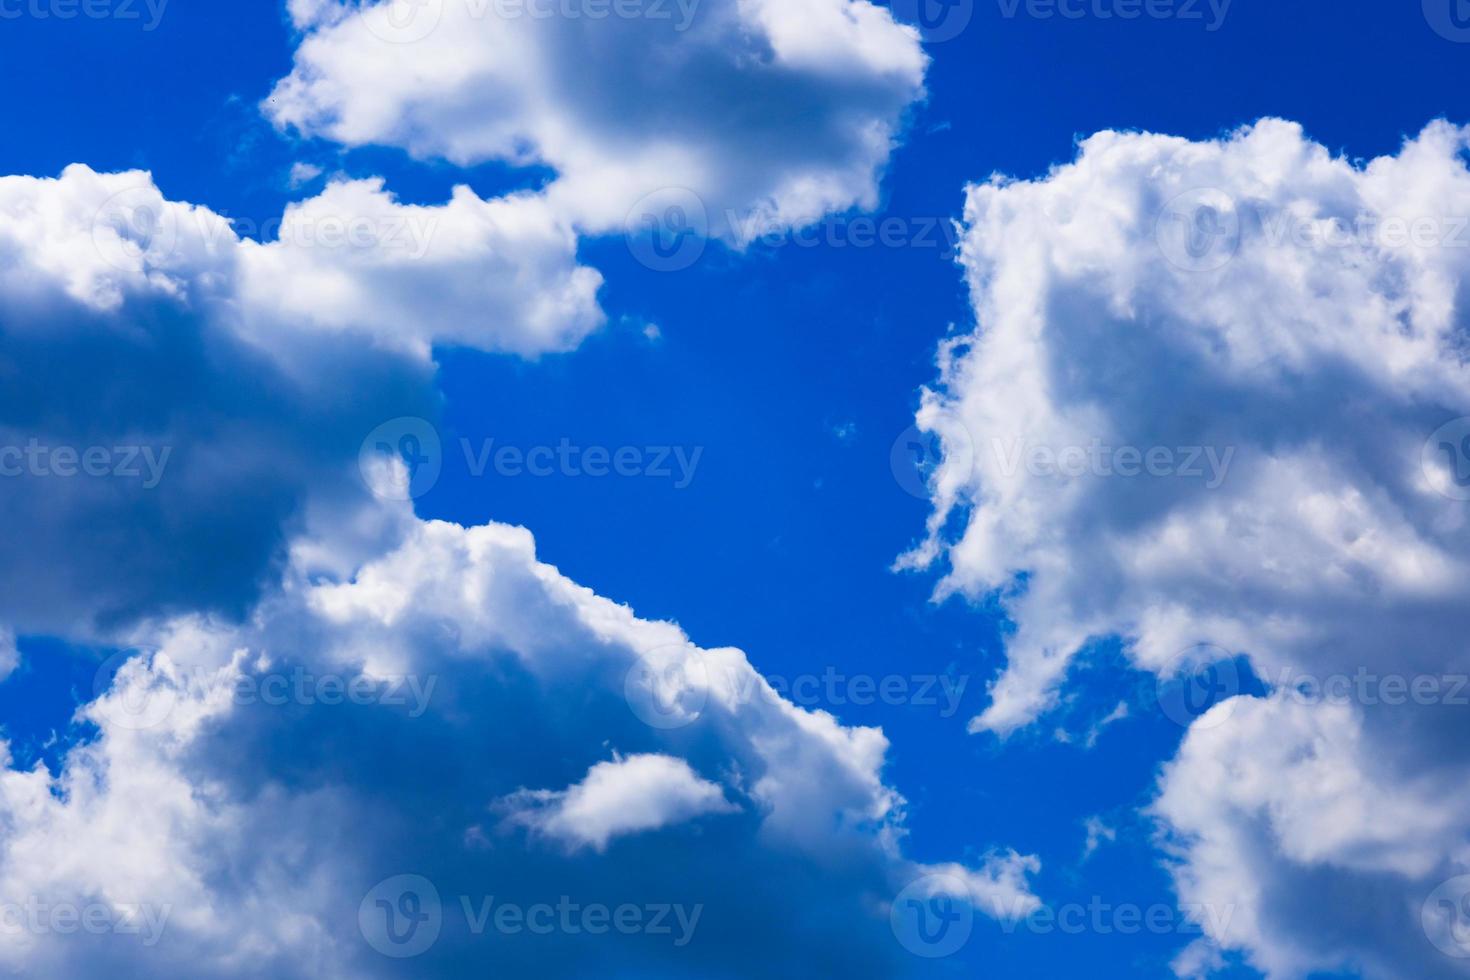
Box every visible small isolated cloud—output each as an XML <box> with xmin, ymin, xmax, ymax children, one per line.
<box><xmin>498</xmin><ymin>753</ymin><xmax>738</xmax><ymax>853</ymax></box>
<box><xmin>287</xmin><ymin>161</ymin><xmax>324</xmax><ymax>188</ymax></box>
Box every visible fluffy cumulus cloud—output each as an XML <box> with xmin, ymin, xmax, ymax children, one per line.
<box><xmin>906</xmin><ymin>118</ymin><xmax>1470</xmax><ymax>976</ymax></box>
<box><xmin>1155</xmin><ymin>696</ymin><xmax>1470</xmax><ymax>980</ymax></box>
<box><xmin>0</xmin><ymin>164</ymin><xmax>600</xmax><ymax>634</ymax></box>
<box><xmin>267</xmin><ymin>0</ymin><xmax>928</xmax><ymax>239</ymax></box>
<box><xmin>0</xmin><ymin>3</ymin><xmax>1033</xmax><ymax>975</ymax></box>
<box><xmin>497</xmin><ymin>753</ymin><xmax>739</xmax><ymax>853</ymax></box>
<box><xmin>0</xmin><ymin>0</ymin><xmax>928</xmax><ymax>634</ymax></box>
<box><xmin>0</xmin><ymin>509</ymin><xmax>1035</xmax><ymax>977</ymax></box>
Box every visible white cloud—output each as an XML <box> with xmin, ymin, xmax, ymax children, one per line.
<box><xmin>0</xmin><ymin>510</ymin><xmax>1036</xmax><ymax>976</ymax></box>
<box><xmin>899</xmin><ymin>119</ymin><xmax>1470</xmax><ymax>975</ymax></box>
<box><xmin>0</xmin><ymin>165</ymin><xmax>601</xmax><ymax>633</ymax></box>
<box><xmin>905</xmin><ymin>118</ymin><xmax>1470</xmax><ymax>734</ymax></box>
<box><xmin>907</xmin><ymin>117</ymin><xmax>1470</xmax><ymax>977</ymax></box>
<box><xmin>498</xmin><ymin>753</ymin><xmax>738</xmax><ymax>852</ymax></box>
<box><xmin>265</xmin><ymin>0</ymin><xmax>927</xmax><ymax>239</ymax></box>
<box><xmin>1154</xmin><ymin>695</ymin><xmax>1470</xmax><ymax>979</ymax></box>
<box><xmin>236</xmin><ymin>177</ymin><xmax>605</xmax><ymax>358</ymax></box>
<box><xmin>287</xmin><ymin>161</ymin><xmax>325</xmax><ymax>188</ymax></box>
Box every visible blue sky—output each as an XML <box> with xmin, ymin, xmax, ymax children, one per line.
<box><xmin>1</xmin><ymin>1</ymin><xmax>1469</xmax><ymax>978</ymax></box>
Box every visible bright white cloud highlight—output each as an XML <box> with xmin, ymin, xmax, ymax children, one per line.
<box><xmin>266</xmin><ymin>0</ymin><xmax>927</xmax><ymax>239</ymax></box>
<box><xmin>909</xmin><ymin>117</ymin><xmax>1470</xmax><ymax>978</ymax></box>
<box><xmin>498</xmin><ymin>753</ymin><xmax>738</xmax><ymax>852</ymax></box>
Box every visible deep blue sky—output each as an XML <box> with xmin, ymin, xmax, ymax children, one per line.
<box><xmin>1</xmin><ymin>1</ymin><xmax>1465</xmax><ymax>976</ymax></box>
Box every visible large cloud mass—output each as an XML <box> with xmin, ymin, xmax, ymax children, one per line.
<box><xmin>267</xmin><ymin>0</ymin><xmax>928</xmax><ymax>239</ymax></box>
<box><xmin>908</xmin><ymin>119</ymin><xmax>1470</xmax><ymax>977</ymax></box>
<box><xmin>0</xmin><ymin>165</ymin><xmax>600</xmax><ymax>634</ymax></box>
<box><xmin>0</xmin><ymin>508</ymin><xmax>1036</xmax><ymax>977</ymax></box>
